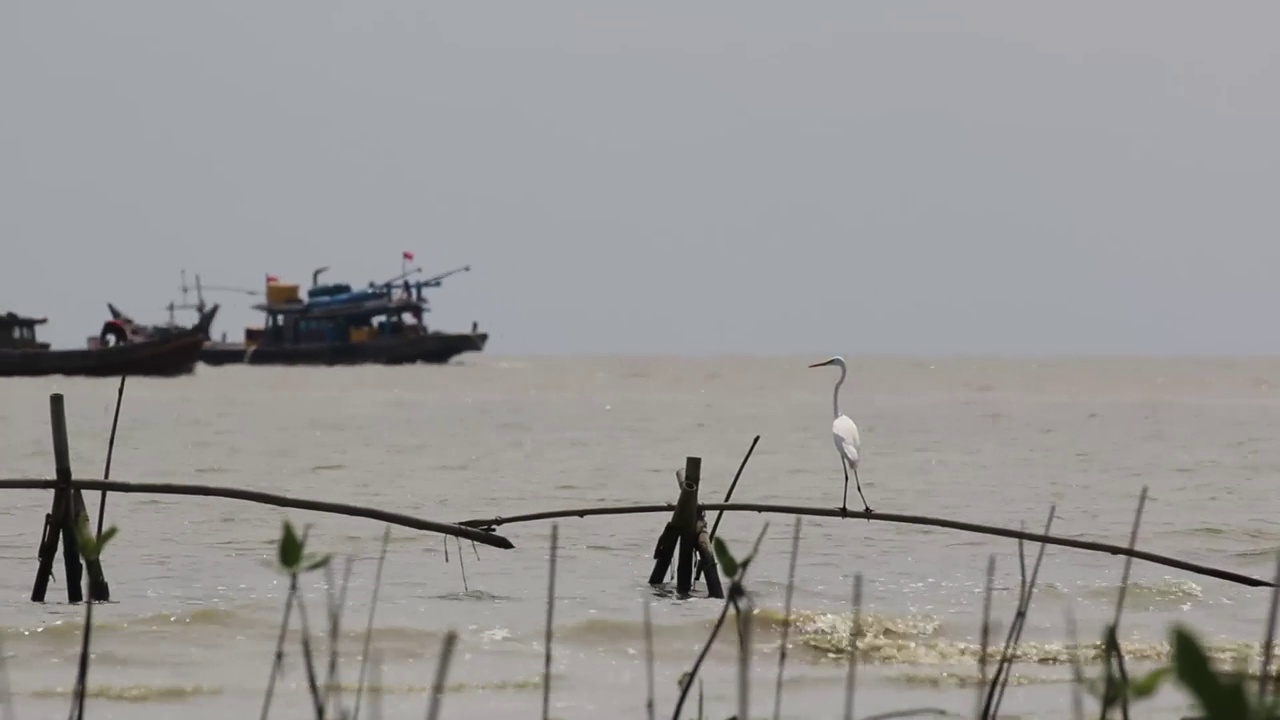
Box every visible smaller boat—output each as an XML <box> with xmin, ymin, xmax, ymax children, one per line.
<box><xmin>0</xmin><ymin>306</ymin><xmax>219</xmax><ymax>378</ymax></box>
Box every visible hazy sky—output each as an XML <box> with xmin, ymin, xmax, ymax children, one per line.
<box><xmin>6</xmin><ymin>2</ymin><xmax>1279</xmax><ymax>355</ymax></box>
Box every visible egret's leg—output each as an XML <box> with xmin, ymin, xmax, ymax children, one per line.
<box><xmin>852</xmin><ymin>465</ymin><xmax>873</xmax><ymax>514</ymax></box>
<box><xmin>841</xmin><ymin>463</ymin><xmax>849</xmax><ymax>515</ymax></box>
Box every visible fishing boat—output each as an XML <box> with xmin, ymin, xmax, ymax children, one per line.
<box><xmin>0</xmin><ymin>306</ymin><xmax>218</xmax><ymax>378</ymax></box>
<box><xmin>198</xmin><ymin>263</ymin><xmax>487</xmax><ymax>366</ymax></box>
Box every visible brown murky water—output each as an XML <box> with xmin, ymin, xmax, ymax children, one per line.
<box><xmin>2</xmin><ymin>356</ymin><xmax>1279</xmax><ymax>718</ymax></box>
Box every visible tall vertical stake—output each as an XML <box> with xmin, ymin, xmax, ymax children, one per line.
<box><xmin>674</xmin><ymin>457</ymin><xmax>701</xmax><ymax>596</ymax></box>
<box><xmin>50</xmin><ymin>394</ymin><xmax>84</xmax><ymax>604</ymax></box>
<box><xmin>32</xmin><ymin>394</ymin><xmax>110</xmax><ymax>604</ymax></box>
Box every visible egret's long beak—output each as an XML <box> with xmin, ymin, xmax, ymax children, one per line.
<box><xmin>808</xmin><ymin>360</ymin><xmax>831</xmax><ymax>368</ymax></box>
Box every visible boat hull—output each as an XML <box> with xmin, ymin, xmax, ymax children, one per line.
<box><xmin>198</xmin><ymin>332</ymin><xmax>488</xmax><ymax>366</ymax></box>
<box><xmin>0</xmin><ymin>332</ymin><xmax>207</xmax><ymax>378</ymax></box>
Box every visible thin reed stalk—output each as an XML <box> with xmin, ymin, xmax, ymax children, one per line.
<box><xmin>325</xmin><ymin>555</ymin><xmax>355</xmax><ymax>718</ymax></box>
<box><xmin>0</xmin><ymin>634</ymin><xmax>12</xmax><ymax>720</ymax></box>
<box><xmin>262</xmin><ymin>521</ymin><xmax>312</xmax><ymax>720</ymax></box>
<box><xmin>70</xmin><ymin>597</ymin><xmax>93</xmax><ymax>720</ymax></box>
<box><xmin>674</xmin><ymin>599</ymin><xmax>733</xmax><ymax>720</ymax></box>
<box><xmin>985</xmin><ymin>505</ymin><xmax>1056</xmax><ymax>718</ymax></box>
<box><xmin>1113</xmin><ymin>487</ymin><xmax>1148</xmax><ymax>629</ymax></box>
<box><xmin>369</xmin><ymin>649</ymin><xmax>383</xmax><ymax>720</ymax></box>
<box><xmin>643</xmin><ymin>600</ymin><xmax>655</xmax><ymax>720</ymax></box>
<box><xmin>261</xmin><ymin>573</ymin><xmax>299</xmax><ymax>720</ymax></box>
<box><xmin>842</xmin><ymin>573</ymin><xmax>862</xmax><ymax>720</ymax></box>
<box><xmin>543</xmin><ymin>523</ymin><xmax>559</xmax><ymax>720</ymax></box>
<box><xmin>1066</xmin><ymin>606</ymin><xmax>1085</xmax><ymax>720</ymax></box>
<box><xmin>95</xmin><ymin>376</ymin><xmax>126</xmax><ymax>541</ymax></box>
<box><xmin>1258</xmin><ymin>550</ymin><xmax>1280</xmax><ymax>707</ymax></box>
<box><xmin>735</xmin><ymin>592</ymin><xmax>754</xmax><ymax>720</ymax></box>
<box><xmin>671</xmin><ymin>523</ymin><xmax>769</xmax><ymax>720</ymax></box>
<box><xmin>455</xmin><ymin>537</ymin><xmax>469</xmax><ymax>593</ymax></box>
<box><xmin>352</xmin><ymin>526</ymin><xmax>392</xmax><ymax>720</ymax></box>
<box><xmin>425</xmin><ymin>630</ymin><xmax>458</xmax><ymax>720</ymax></box>
<box><xmin>696</xmin><ymin>434</ymin><xmax>760</xmax><ymax>585</ymax></box>
<box><xmin>976</xmin><ymin>555</ymin><xmax>996</xmax><ymax>719</ymax></box>
<box><xmin>772</xmin><ymin>516</ymin><xmax>802</xmax><ymax>720</ymax></box>
<box><xmin>1101</xmin><ymin>487</ymin><xmax>1148</xmax><ymax>720</ymax></box>
<box><xmin>295</xmin><ymin>591</ymin><xmax>325</xmax><ymax>718</ymax></box>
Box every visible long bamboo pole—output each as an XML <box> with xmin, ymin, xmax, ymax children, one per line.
<box><xmin>454</xmin><ymin>501</ymin><xmax>1274</xmax><ymax>588</ymax></box>
<box><xmin>0</xmin><ymin>478</ymin><xmax>513</xmax><ymax>549</ymax></box>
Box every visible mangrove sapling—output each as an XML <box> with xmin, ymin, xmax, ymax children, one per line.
<box><xmin>260</xmin><ymin>520</ymin><xmax>331</xmax><ymax>720</ymax></box>
<box><xmin>69</xmin><ymin>517</ymin><xmax>118</xmax><ymax>720</ymax></box>
<box><xmin>670</xmin><ymin>522</ymin><xmax>770</xmax><ymax>720</ymax></box>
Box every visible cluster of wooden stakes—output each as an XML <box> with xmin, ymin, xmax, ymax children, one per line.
<box><xmin>2</xmin><ymin>382</ymin><xmax>1280</xmax><ymax>719</ymax></box>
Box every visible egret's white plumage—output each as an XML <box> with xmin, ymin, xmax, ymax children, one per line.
<box><xmin>808</xmin><ymin>355</ymin><xmax>873</xmax><ymax>514</ymax></box>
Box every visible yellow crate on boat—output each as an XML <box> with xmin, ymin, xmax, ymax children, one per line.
<box><xmin>349</xmin><ymin>326</ymin><xmax>374</xmax><ymax>343</ymax></box>
<box><xmin>266</xmin><ymin>283</ymin><xmax>300</xmax><ymax>305</ymax></box>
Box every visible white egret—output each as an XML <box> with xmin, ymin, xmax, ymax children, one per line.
<box><xmin>808</xmin><ymin>356</ymin><xmax>873</xmax><ymax>515</ymax></box>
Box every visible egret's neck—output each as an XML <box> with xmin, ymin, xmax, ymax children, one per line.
<box><xmin>832</xmin><ymin>364</ymin><xmax>846</xmax><ymax>418</ymax></box>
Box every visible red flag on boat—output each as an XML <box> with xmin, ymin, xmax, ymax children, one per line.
<box><xmin>266</xmin><ymin>274</ymin><xmax>279</xmax><ymax>283</ymax></box>
<box><xmin>402</xmin><ymin>251</ymin><xmax>415</xmax><ymax>261</ymax></box>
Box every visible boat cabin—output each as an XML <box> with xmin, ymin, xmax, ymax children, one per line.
<box><xmin>0</xmin><ymin>312</ymin><xmax>51</xmax><ymax>351</ymax></box>
<box><xmin>244</xmin><ymin>279</ymin><xmax>431</xmax><ymax>347</ymax></box>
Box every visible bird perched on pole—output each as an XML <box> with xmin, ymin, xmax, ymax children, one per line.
<box><xmin>808</xmin><ymin>356</ymin><xmax>873</xmax><ymax>515</ymax></box>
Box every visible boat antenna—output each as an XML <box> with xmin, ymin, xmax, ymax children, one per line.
<box><xmin>194</xmin><ymin>274</ymin><xmax>206</xmax><ymax>313</ymax></box>
<box><xmin>312</xmin><ymin>266</ymin><xmax>330</xmax><ymax>289</ymax></box>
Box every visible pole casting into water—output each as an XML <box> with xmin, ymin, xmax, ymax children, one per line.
<box><xmin>809</xmin><ymin>356</ymin><xmax>873</xmax><ymax>515</ymax></box>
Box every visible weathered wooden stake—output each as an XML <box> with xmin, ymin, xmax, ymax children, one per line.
<box><xmin>646</xmin><ymin>457</ymin><xmax>722</xmax><ymax>598</ymax></box>
<box><xmin>694</xmin><ymin>513</ymin><xmax>723</xmax><ymax>599</ymax></box>
<box><xmin>30</xmin><ymin>394</ymin><xmax>109</xmax><ymax>603</ymax></box>
<box><xmin>674</xmin><ymin>458</ymin><xmax>701</xmax><ymax>595</ymax></box>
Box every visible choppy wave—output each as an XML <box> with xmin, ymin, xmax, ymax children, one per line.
<box><xmin>0</xmin><ymin>607</ymin><xmax>455</xmax><ymax>653</ymax></box>
<box><xmin>28</xmin><ymin>684</ymin><xmax>222</xmax><ymax>702</ymax></box>
<box><xmin>1232</xmin><ymin>545</ymin><xmax>1280</xmax><ymax>560</ymax></box>
<box><xmin>326</xmin><ymin>677</ymin><xmax>542</xmax><ymax>694</ymax></box>
<box><xmin>0</xmin><ymin>607</ymin><xmax>249</xmax><ymax>639</ymax></box>
<box><xmin>551</xmin><ymin>605</ymin><xmax>1274</xmax><ymax>670</ymax></box>
<box><xmin>891</xmin><ymin>670</ymin><xmax>1065</xmax><ymax>688</ymax></box>
<box><xmin>1079</xmin><ymin>577</ymin><xmax>1204</xmax><ymax>605</ymax></box>
<box><xmin>779</xmin><ymin>608</ymin><xmax>1276</xmax><ymax>670</ymax></box>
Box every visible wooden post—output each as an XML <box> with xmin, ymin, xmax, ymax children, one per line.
<box><xmin>674</xmin><ymin>457</ymin><xmax>701</xmax><ymax>596</ymax></box>
<box><xmin>646</xmin><ymin>457</ymin><xmax>721</xmax><ymax>598</ymax></box>
<box><xmin>30</xmin><ymin>394</ymin><xmax>109</xmax><ymax>603</ymax></box>
<box><xmin>694</xmin><ymin>513</ymin><xmax>724</xmax><ymax>599</ymax></box>
<box><xmin>646</xmin><ymin>469</ymin><xmax>685</xmax><ymax>585</ymax></box>
<box><xmin>30</xmin><ymin>493</ymin><xmax>68</xmax><ymax>602</ymax></box>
